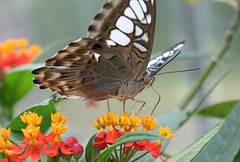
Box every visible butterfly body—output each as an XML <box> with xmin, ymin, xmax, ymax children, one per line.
<box><xmin>32</xmin><ymin>0</ymin><xmax>185</xmax><ymax>103</ymax></box>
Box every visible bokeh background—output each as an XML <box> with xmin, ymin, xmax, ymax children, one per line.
<box><xmin>0</xmin><ymin>0</ymin><xmax>240</xmax><ymax>157</ymax></box>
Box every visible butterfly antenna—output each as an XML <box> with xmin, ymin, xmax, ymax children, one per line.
<box><xmin>151</xmin><ymin>86</ymin><xmax>161</xmax><ymax>115</ymax></box>
<box><xmin>156</xmin><ymin>68</ymin><xmax>200</xmax><ymax>76</ymax></box>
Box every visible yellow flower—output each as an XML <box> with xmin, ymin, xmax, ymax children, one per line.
<box><xmin>0</xmin><ymin>128</ymin><xmax>11</xmax><ymax>141</ymax></box>
<box><xmin>51</xmin><ymin>112</ymin><xmax>68</xmax><ymax>124</ymax></box>
<box><xmin>93</xmin><ymin>116</ymin><xmax>106</xmax><ymax>131</ymax></box>
<box><xmin>116</xmin><ymin>114</ymin><xmax>128</xmax><ymax>132</ymax></box>
<box><xmin>20</xmin><ymin>111</ymin><xmax>42</xmax><ymax>126</ymax></box>
<box><xmin>141</xmin><ymin>115</ymin><xmax>158</xmax><ymax>132</ymax></box>
<box><xmin>51</xmin><ymin>122</ymin><xmax>68</xmax><ymax>135</ymax></box>
<box><xmin>22</xmin><ymin>125</ymin><xmax>40</xmax><ymax>140</ymax></box>
<box><xmin>102</xmin><ymin>112</ymin><xmax>118</xmax><ymax>126</ymax></box>
<box><xmin>158</xmin><ymin>126</ymin><xmax>174</xmax><ymax>140</ymax></box>
<box><xmin>126</xmin><ymin>113</ymin><xmax>141</xmax><ymax>131</ymax></box>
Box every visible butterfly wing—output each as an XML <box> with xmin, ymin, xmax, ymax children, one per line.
<box><xmin>33</xmin><ymin>38</ymin><xmax>132</xmax><ymax>101</ymax></box>
<box><xmin>32</xmin><ymin>0</ymin><xmax>156</xmax><ymax>101</ymax></box>
<box><xmin>145</xmin><ymin>41</ymin><xmax>185</xmax><ymax>77</ymax></box>
<box><xmin>88</xmin><ymin>0</ymin><xmax>156</xmax><ymax>80</ymax></box>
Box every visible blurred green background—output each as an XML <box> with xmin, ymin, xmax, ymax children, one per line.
<box><xmin>0</xmin><ymin>0</ymin><xmax>239</xmax><ymax>156</ymax></box>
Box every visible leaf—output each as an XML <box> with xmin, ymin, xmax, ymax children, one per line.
<box><xmin>95</xmin><ymin>131</ymin><xmax>165</xmax><ymax>162</ymax></box>
<box><xmin>192</xmin><ymin>101</ymin><xmax>240</xmax><ymax>162</ymax></box>
<box><xmin>167</xmin><ymin>120</ymin><xmax>224</xmax><ymax>162</ymax></box>
<box><xmin>213</xmin><ymin>0</ymin><xmax>238</xmax><ymax>10</ymax></box>
<box><xmin>198</xmin><ymin>100</ymin><xmax>238</xmax><ymax>118</ymax></box>
<box><xmin>0</xmin><ymin>64</ymin><xmax>42</xmax><ymax>108</ymax></box>
<box><xmin>7</xmin><ymin>99</ymin><xmax>56</xmax><ymax>142</ymax></box>
<box><xmin>233</xmin><ymin>150</ymin><xmax>240</xmax><ymax>162</ymax></box>
<box><xmin>85</xmin><ymin>133</ymin><xmax>99</xmax><ymax>162</ymax></box>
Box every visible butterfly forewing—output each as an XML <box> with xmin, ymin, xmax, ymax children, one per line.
<box><xmin>32</xmin><ymin>0</ymin><xmax>157</xmax><ymax>101</ymax></box>
<box><xmin>88</xmin><ymin>0</ymin><xmax>156</xmax><ymax>80</ymax></box>
<box><xmin>145</xmin><ymin>41</ymin><xmax>185</xmax><ymax>77</ymax></box>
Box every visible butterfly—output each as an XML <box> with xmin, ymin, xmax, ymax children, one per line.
<box><xmin>32</xmin><ymin>0</ymin><xmax>185</xmax><ymax>107</ymax></box>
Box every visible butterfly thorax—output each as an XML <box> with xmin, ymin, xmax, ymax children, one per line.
<box><xmin>116</xmin><ymin>80</ymin><xmax>145</xmax><ymax>100</ymax></box>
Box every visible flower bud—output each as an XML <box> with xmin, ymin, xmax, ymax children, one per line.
<box><xmin>66</xmin><ymin>136</ymin><xmax>78</xmax><ymax>146</ymax></box>
<box><xmin>73</xmin><ymin>143</ymin><xmax>84</xmax><ymax>160</ymax></box>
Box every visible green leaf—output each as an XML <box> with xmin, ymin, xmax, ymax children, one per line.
<box><xmin>192</xmin><ymin>101</ymin><xmax>240</xmax><ymax>162</ymax></box>
<box><xmin>198</xmin><ymin>100</ymin><xmax>239</xmax><ymax>118</ymax></box>
<box><xmin>0</xmin><ymin>64</ymin><xmax>41</xmax><ymax>108</ymax></box>
<box><xmin>95</xmin><ymin>131</ymin><xmax>165</xmax><ymax>162</ymax></box>
<box><xmin>7</xmin><ymin>99</ymin><xmax>56</xmax><ymax>142</ymax></box>
<box><xmin>233</xmin><ymin>150</ymin><xmax>240</xmax><ymax>162</ymax></box>
<box><xmin>168</xmin><ymin>120</ymin><xmax>224</xmax><ymax>162</ymax></box>
<box><xmin>85</xmin><ymin>133</ymin><xmax>99</xmax><ymax>162</ymax></box>
<box><xmin>213</xmin><ymin>0</ymin><xmax>238</xmax><ymax>9</ymax></box>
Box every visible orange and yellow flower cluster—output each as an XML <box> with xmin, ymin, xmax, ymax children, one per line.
<box><xmin>93</xmin><ymin>112</ymin><xmax>174</xmax><ymax>161</ymax></box>
<box><xmin>0</xmin><ymin>38</ymin><xmax>41</xmax><ymax>79</ymax></box>
<box><xmin>0</xmin><ymin>111</ymin><xmax>83</xmax><ymax>161</ymax></box>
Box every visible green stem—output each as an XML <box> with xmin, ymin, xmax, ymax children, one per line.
<box><xmin>130</xmin><ymin>151</ymin><xmax>150</xmax><ymax>162</ymax></box>
<box><xmin>180</xmin><ymin>68</ymin><xmax>231</xmax><ymax>127</ymax></box>
<box><xmin>181</xmin><ymin>3</ymin><xmax>240</xmax><ymax>110</ymax></box>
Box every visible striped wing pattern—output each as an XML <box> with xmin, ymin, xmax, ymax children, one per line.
<box><xmin>32</xmin><ymin>0</ymin><xmax>156</xmax><ymax>101</ymax></box>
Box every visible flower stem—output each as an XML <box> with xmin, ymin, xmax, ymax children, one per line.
<box><xmin>181</xmin><ymin>3</ymin><xmax>240</xmax><ymax>110</ymax></box>
<box><xmin>130</xmin><ymin>151</ymin><xmax>150</xmax><ymax>162</ymax></box>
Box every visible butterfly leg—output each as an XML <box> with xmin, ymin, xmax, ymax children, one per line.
<box><xmin>123</xmin><ymin>101</ymin><xmax>126</xmax><ymax>113</ymax></box>
<box><xmin>135</xmin><ymin>100</ymin><xmax>146</xmax><ymax>115</ymax></box>
<box><xmin>107</xmin><ymin>97</ymin><xmax>111</xmax><ymax>112</ymax></box>
<box><xmin>150</xmin><ymin>86</ymin><xmax>161</xmax><ymax>115</ymax></box>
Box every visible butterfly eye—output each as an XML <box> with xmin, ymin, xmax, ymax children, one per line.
<box><xmin>92</xmin><ymin>43</ymin><xmax>103</xmax><ymax>50</ymax></box>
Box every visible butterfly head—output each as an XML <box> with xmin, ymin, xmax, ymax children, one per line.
<box><xmin>142</xmin><ymin>75</ymin><xmax>155</xmax><ymax>88</ymax></box>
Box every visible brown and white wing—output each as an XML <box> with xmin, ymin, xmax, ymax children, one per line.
<box><xmin>88</xmin><ymin>0</ymin><xmax>156</xmax><ymax>80</ymax></box>
<box><xmin>32</xmin><ymin>0</ymin><xmax>156</xmax><ymax>101</ymax></box>
<box><xmin>32</xmin><ymin>38</ymin><xmax>132</xmax><ymax>101</ymax></box>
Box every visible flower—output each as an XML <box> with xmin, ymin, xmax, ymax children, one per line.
<box><xmin>18</xmin><ymin>112</ymin><xmax>50</xmax><ymax>161</ymax></box>
<box><xmin>85</xmin><ymin>102</ymin><xmax>99</xmax><ymax>108</ymax></box>
<box><xmin>19</xmin><ymin>125</ymin><xmax>50</xmax><ymax>161</ymax></box>
<box><xmin>93</xmin><ymin>112</ymin><xmax>174</xmax><ymax>161</ymax></box>
<box><xmin>47</xmin><ymin>113</ymin><xmax>72</xmax><ymax>157</ymax></box>
<box><xmin>62</xmin><ymin>136</ymin><xmax>84</xmax><ymax>160</ymax></box>
<box><xmin>72</xmin><ymin>143</ymin><xmax>84</xmax><ymax>160</ymax></box>
<box><xmin>141</xmin><ymin>115</ymin><xmax>158</xmax><ymax>132</ymax></box>
<box><xmin>0</xmin><ymin>128</ymin><xmax>24</xmax><ymax>162</ymax></box>
<box><xmin>102</xmin><ymin>112</ymin><xmax>120</xmax><ymax>144</ymax></box>
<box><xmin>20</xmin><ymin>111</ymin><xmax>42</xmax><ymax>126</ymax></box>
<box><xmin>145</xmin><ymin>126</ymin><xmax>174</xmax><ymax>160</ymax></box>
<box><xmin>0</xmin><ymin>38</ymin><xmax>41</xmax><ymax>80</ymax></box>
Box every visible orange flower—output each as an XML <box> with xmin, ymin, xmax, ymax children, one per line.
<box><xmin>47</xmin><ymin>113</ymin><xmax>72</xmax><ymax>157</ymax></box>
<box><xmin>0</xmin><ymin>38</ymin><xmax>41</xmax><ymax>79</ymax></box>
<box><xmin>145</xmin><ymin>126</ymin><xmax>174</xmax><ymax>160</ymax></box>
<box><xmin>19</xmin><ymin>125</ymin><xmax>50</xmax><ymax>161</ymax></box>
<box><xmin>0</xmin><ymin>128</ymin><xmax>24</xmax><ymax>162</ymax></box>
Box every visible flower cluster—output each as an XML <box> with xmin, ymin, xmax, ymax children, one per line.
<box><xmin>0</xmin><ymin>111</ymin><xmax>83</xmax><ymax>161</ymax></box>
<box><xmin>93</xmin><ymin>112</ymin><xmax>174</xmax><ymax>161</ymax></box>
<box><xmin>0</xmin><ymin>38</ymin><xmax>41</xmax><ymax>79</ymax></box>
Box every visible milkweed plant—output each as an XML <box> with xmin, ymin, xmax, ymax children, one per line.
<box><xmin>0</xmin><ymin>0</ymin><xmax>240</xmax><ymax>161</ymax></box>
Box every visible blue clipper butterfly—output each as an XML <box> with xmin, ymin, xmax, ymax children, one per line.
<box><xmin>32</xmin><ymin>0</ymin><xmax>185</xmax><ymax>104</ymax></box>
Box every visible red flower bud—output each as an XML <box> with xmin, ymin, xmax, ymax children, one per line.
<box><xmin>73</xmin><ymin>143</ymin><xmax>84</xmax><ymax>160</ymax></box>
